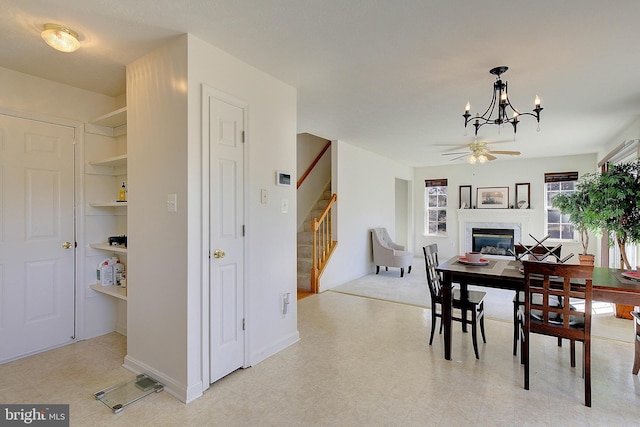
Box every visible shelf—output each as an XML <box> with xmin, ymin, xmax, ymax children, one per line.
<box><xmin>90</xmin><ymin>201</ymin><xmax>128</xmax><ymax>207</ymax></box>
<box><xmin>90</xmin><ymin>154</ymin><xmax>127</xmax><ymax>168</ymax></box>
<box><xmin>90</xmin><ymin>107</ymin><xmax>127</xmax><ymax>128</ymax></box>
<box><xmin>90</xmin><ymin>243</ymin><xmax>127</xmax><ymax>254</ymax></box>
<box><xmin>90</xmin><ymin>284</ymin><xmax>127</xmax><ymax>301</ymax></box>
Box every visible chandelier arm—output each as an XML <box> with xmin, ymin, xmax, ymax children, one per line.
<box><xmin>463</xmin><ymin>66</ymin><xmax>542</xmax><ymax>135</ymax></box>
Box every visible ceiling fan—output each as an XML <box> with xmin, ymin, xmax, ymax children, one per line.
<box><xmin>442</xmin><ymin>141</ymin><xmax>520</xmax><ymax>164</ymax></box>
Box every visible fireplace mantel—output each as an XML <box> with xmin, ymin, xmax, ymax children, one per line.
<box><xmin>457</xmin><ymin>208</ymin><xmax>535</xmax><ymax>255</ymax></box>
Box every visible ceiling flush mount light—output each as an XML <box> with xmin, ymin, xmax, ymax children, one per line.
<box><xmin>463</xmin><ymin>66</ymin><xmax>542</xmax><ymax>136</ymax></box>
<box><xmin>41</xmin><ymin>23</ymin><xmax>80</xmax><ymax>53</ymax></box>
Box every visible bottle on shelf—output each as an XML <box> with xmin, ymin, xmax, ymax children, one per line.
<box><xmin>119</xmin><ymin>182</ymin><xmax>126</xmax><ymax>202</ymax></box>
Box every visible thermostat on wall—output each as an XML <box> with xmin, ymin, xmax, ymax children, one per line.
<box><xmin>276</xmin><ymin>171</ymin><xmax>292</xmax><ymax>187</ymax></box>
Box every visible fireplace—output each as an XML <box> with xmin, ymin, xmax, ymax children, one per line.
<box><xmin>472</xmin><ymin>228</ymin><xmax>514</xmax><ymax>256</ymax></box>
<box><xmin>457</xmin><ymin>208</ymin><xmax>533</xmax><ymax>257</ymax></box>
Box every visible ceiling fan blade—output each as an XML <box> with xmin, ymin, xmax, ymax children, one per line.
<box><xmin>442</xmin><ymin>151</ymin><xmax>469</xmax><ymax>156</ymax></box>
<box><xmin>485</xmin><ymin>154</ymin><xmax>497</xmax><ymax>161</ymax></box>
<box><xmin>489</xmin><ymin>150</ymin><xmax>521</xmax><ymax>155</ymax></box>
<box><xmin>450</xmin><ymin>154</ymin><xmax>469</xmax><ymax>161</ymax></box>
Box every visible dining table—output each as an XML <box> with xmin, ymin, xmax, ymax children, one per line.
<box><xmin>436</xmin><ymin>255</ymin><xmax>640</xmax><ymax>364</ymax></box>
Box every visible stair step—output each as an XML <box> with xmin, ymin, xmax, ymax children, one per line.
<box><xmin>298</xmin><ymin>231</ymin><xmax>313</xmax><ymax>244</ymax></box>
<box><xmin>297</xmin><ymin>273</ymin><xmax>311</xmax><ymax>291</ymax></box>
<box><xmin>297</xmin><ymin>245</ymin><xmax>313</xmax><ymax>258</ymax></box>
<box><xmin>297</xmin><ymin>258</ymin><xmax>313</xmax><ymax>271</ymax></box>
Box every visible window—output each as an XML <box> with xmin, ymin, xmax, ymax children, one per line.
<box><xmin>544</xmin><ymin>172</ymin><xmax>578</xmax><ymax>240</ymax></box>
<box><xmin>600</xmin><ymin>140</ymin><xmax>640</xmax><ymax>268</ymax></box>
<box><xmin>425</xmin><ymin>179</ymin><xmax>447</xmax><ymax>235</ymax></box>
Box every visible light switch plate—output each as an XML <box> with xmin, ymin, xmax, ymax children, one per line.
<box><xmin>167</xmin><ymin>193</ymin><xmax>177</xmax><ymax>212</ymax></box>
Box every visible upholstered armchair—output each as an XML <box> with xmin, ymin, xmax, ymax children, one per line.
<box><xmin>371</xmin><ymin>227</ymin><xmax>413</xmax><ymax>277</ymax></box>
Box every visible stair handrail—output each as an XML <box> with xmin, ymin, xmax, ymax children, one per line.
<box><xmin>310</xmin><ymin>193</ymin><xmax>337</xmax><ymax>293</ymax></box>
<box><xmin>297</xmin><ymin>141</ymin><xmax>331</xmax><ymax>189</ymax></box>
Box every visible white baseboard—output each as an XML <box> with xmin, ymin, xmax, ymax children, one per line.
<box><xmin>249</xmin><ymin>330</ymin><xmax>300</xmax><ymax>366</ymax></box>
<box><xmin>123</xmin><ymin>355</ymin><xmax>202</xmax><ymax>403</ymax></box>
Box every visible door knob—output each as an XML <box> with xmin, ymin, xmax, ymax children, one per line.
<box><xmin>213</xmin><ymin>249</ymin><xmax>226</xmax><ymax>259</ymax></box>
<box><xmin>61</xmin><ymin>241</ymin><xmax>73</xmax><ymax>249</ymax></box>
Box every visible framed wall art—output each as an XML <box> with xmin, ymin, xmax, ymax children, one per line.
<box><xmin>515</xmin><ymin>182</ymin><xmax>531</xmax><ymax>209</ymax></box>
<box><xmin>459</xmin><ymin>185</ymin><xmax>472</xmax><ymax>209</ymax></box>
<box><xmin>476</xmin><ymin>186</ymin><xmax>509</xmax><ymax>209</ymax></box>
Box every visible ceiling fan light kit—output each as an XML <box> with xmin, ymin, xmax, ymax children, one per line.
<box><xmin>443</xmin><ymin>141</ymin><xmax>521</xmax><ymax>163</ymax></box>
<box><xmin>463</xmin><ymin>66</ymin><xmax>542</xmax><ymax>136</ymax></box>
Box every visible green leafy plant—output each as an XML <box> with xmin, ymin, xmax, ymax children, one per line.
<box><xmin>551</xmin><ymin>188</ymin><xmax>593</xmax><ymax>256</ymax></box>
<box><xmin>553</xmin><ymin>161</ymin><xmax>640</xmax><ymax>269</ymax></box>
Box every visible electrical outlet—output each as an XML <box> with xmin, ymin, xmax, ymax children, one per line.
<box><xmin>261</xmin><ymin>188</ymin><xmax>268</xmax><ymax>204</ymax></box>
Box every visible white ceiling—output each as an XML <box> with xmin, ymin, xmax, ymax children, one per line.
<box><xmin>2</xmin><ymin>0</ymin><xmax>640</xmax><ymax>167</ymax></box>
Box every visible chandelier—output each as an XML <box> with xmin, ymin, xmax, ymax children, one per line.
<box><xmin>463</xmin><ymin>66</ymin><xmax>542</xmax><ymax>136</ymax></box>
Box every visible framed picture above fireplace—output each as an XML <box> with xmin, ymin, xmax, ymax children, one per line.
<box><xmin>477</xmin><ymin>187</ymin><xmax>509</xmax><ymax>209</ymax></box>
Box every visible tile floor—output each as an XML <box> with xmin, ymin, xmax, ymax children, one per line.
<box><xmin>1</xmin><ymin>291</ymin><xmax>639</xmax><ymax>426</ymax></box>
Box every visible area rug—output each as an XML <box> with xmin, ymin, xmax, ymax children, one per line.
<box><xmin>328</xmin><ymin>260</ymin><xmax>633</xmax><ymax>343</ymax></box>
<box><xmin>328</xmin><ymin>264</ymin><xmax>514</xmax><ymax>322</ymax></box>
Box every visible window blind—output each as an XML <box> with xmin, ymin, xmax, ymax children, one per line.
<box><xmin>425</xmin><ymin>178</ymin><xmax>448</xmax><ymax>187</ymax></box>
<box><xmin>544</xmin><ymin>172</ymin><xmax>578</xmax><ymax>183</ymax></box>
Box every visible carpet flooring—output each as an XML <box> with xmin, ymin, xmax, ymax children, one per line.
<box><xmin>329</xmin><ymin>258</ymin><xmax>634</xmax><ymax>343</ymax></box>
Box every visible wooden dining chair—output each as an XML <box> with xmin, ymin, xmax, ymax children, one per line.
<box><xmin>423</xmin><ymin>244</ymin><xmax>486</xmax><ymax>359</ymax></box>
<box><xmin>521</xmin><ymin>261</ymin><xmax>594</xmax><ymax>407</ymax></box>
<box><xmin>512</xmin><ymin>244</ymin><xmax>563</xmax><ymax>356</ymax></box>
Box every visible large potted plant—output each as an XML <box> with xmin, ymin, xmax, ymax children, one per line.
<box><xmin>551</xmin><ymin>187</ymin><xmax>595</xmax><ymax>264</ymax></box>
<box><xmin>554</xmin><ymin>161</ymin><xmax>640</xmax><ymax>318</ymax></box>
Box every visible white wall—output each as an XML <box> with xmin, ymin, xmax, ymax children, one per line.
<box><xmin>414</xmin><ymin>153</ymin><xmax>598</xmax><ymax>263</ymax></box>
<box><xmin>0</xmin><ymin>67</ymin><xmax>117</xmax><ymax>122</ymax></box>
<box><xmin>320</xmin><ymin>141</ymin><xmax>413</xmax><ymax>290</ymax></box>
<box><xmin>188</xmin><ymin>33</ymin><xmax>298</xmax><ymax>394</ymax></box>
<box><xmin>125</xmin><ymin>34</ymin><xmax>298</xmax><ymax>403</ymax></box>
<box><xmin>125</xmin><ymin>35</ymin><xmax>190</xmax><ymax>400</ymax></box>
<box><xmin>395</xmin><ymin>178</ymin><xmax>410</xmax><ymax>248</ymax></box>
<box><xmin>0</xmin><ymin>67</ymin><xmax>123</xmax><ymax>341</ymax></box>
<box><xmin>598</xmin><ymin>117</ymin><xmax>640</xmax><ymax>161</ymax></box>
<box><xmin>296</xmin><ymin>133</ymin><xmax>331</xmax><ymax>231</ymax></box>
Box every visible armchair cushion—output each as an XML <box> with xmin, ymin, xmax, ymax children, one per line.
<box><xmin>371</xmin><ymin>227</ymin><xmax>413</xmax><ymax>277</ymax></box>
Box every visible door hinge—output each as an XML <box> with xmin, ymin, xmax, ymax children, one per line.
<box><xmin>242</xmin><ymin>318</ymin><xmax>245</xmax><ymax>331</ymax></box>
<box><xmin>242</xmin><ymin>225</ymin><xmax>245</xmax><ymax>236</ymax></box>
<box><xmin>241</xmin><ymin>130</ymin><xmax>245</xmax><ymax>143</ymax></box>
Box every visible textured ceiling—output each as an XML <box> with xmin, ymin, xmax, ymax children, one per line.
<box><xmin>2</xmin><ymin>0</ymin><xmax>640</xmax><ymax>166</ymax></box>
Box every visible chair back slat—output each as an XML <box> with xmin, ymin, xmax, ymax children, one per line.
<box><xmin>515</xmin><ymin>244</ymin><xmax>561</xmax><ymax>260</ymax></box>
<box><xmin>422</xmin><ymin>244</ymin><xmax>441</xmax><ymax>300</ymax></box>
<box><xmin>522</xmin><ymin>260</ymin><xmax>594</xmax><ymax>406</ymax></box>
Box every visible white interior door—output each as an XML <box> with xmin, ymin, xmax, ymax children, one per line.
<box><xmin>0</xmin><ymin>113</ymin><xmax>76</xmax><ymax>363</ymax></box>
<box><xmin>208</xmin><ymin>95</ymin><xmax>245</xmax><ymax>383</ymax></box>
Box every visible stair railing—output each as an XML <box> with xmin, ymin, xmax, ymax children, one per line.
<box><xmin>310</xmin><ymin>193</ymin><xmax>337</xmax><ymax>293</ymax></box>
<box><xmin>297</xmin><ymin>141</ymin><xmax>331</xmax><ymax>189</ymax></box>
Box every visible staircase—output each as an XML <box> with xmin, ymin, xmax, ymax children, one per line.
<box><xmin>297</xmin><ymin>188</ymin><xmax>333</xmax><ymax>291</ymax></box>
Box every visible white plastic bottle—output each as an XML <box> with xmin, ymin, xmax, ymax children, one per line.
<box><xmin>114</xmin><ymin>260</ymin><xmax>125</xmax><ymax>285</ymax></box>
